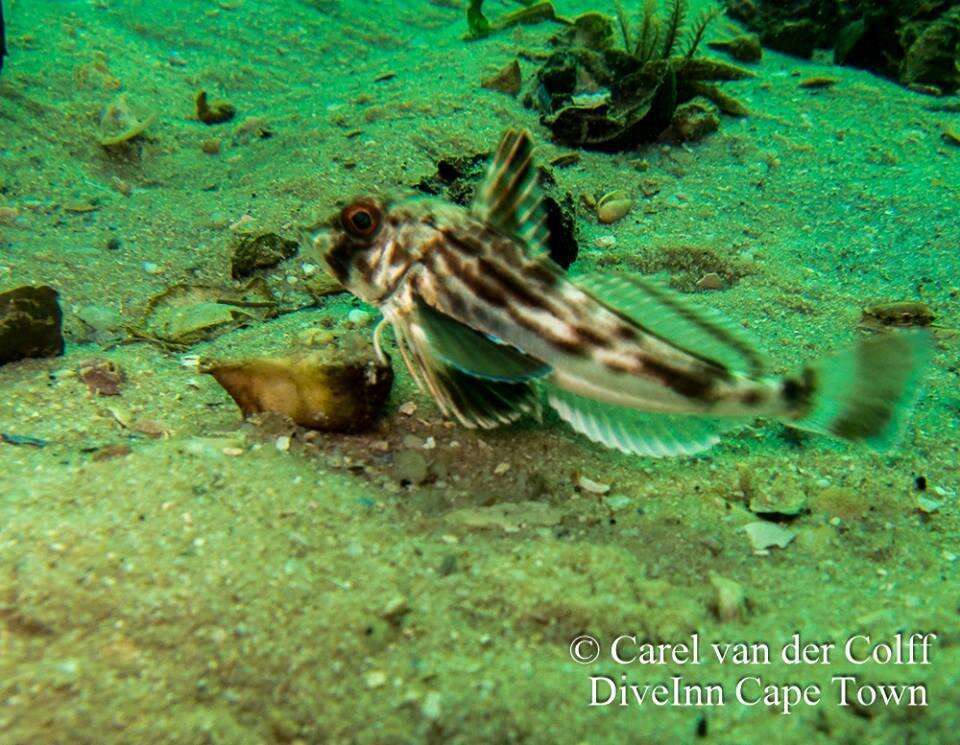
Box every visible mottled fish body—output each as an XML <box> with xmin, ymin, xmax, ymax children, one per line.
<box><xmin>318</xmin><ymin>129</ymin><xmax>930</xmax><ymax>457</ymax></box>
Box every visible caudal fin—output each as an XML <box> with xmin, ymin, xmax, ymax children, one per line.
<box><xmin>786</xmin><ymin>331</ymin><xmax>932</xmax><ymax>451</ymax></box>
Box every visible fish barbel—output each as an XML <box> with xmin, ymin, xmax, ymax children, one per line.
<box><xmin>315</xmin><ymin>129</ymin><xmax>930</xmax><ymax>457</ymax></box>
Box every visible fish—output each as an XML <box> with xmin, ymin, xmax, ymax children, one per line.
<box><xmin>314</xmin><ymin>129</ymin><xmax>931</xmax><ymax>457</ymax></box>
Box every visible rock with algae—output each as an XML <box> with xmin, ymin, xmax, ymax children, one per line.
<box><xmin>0</xmin><ymin>285</ymin><xmax>64</xmax><ymax>365</ymax></box>
<box><xmin>525</xmin><ymin>2</ymin><xmax>752</xmax><ymax>150</ymax></box>
<box><xmin>201</xmin><ymin>333</ymin><xmax>393</xmax><ymax>432</ymax></box>
<box><xmin>726</xmin><ymin>0</ymin><xmax>960</xmax><ymax>94</ymax></box>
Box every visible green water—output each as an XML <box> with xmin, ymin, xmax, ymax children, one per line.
<box><xmin>1</xmin><ymin>1</ymin><xmax>958</xmax><ymax>743</ymax></box>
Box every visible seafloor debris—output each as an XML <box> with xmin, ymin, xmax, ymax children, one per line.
<box><xmin>195</xmin><ymin>90</ymin><xmax>237</xmax><ymax>125</ymax></box>
<box><xmin>414</xmin><ymin>150</ymin><xmax>580</xmax><ymax>268</ymax></box>
<box><xmin>707</xmin><ymin>32</ymin><xmax>762</xmax><ymax>62</ymax></box>
<box><xmin>481</xmin><ymin>59</ymin><xmax>523</xmax><ymax>96</ymax></box>
<box><xmin>525</xmin><ymin>1</ymin><xmax>751</xmax><ymax>150</ymax></box>
<box><xmin>230</xmin><ymin>232</ymin><xmax>299</xmax><ymax>279</ymax></box>
<box><xmin>709</xmin><ymin>572</ymin><xmax>747</xmax><ymax>622</ymax></box>
<box><xmin>0</xmin><ymin>285</ymin><xmax>64</xmax><ymax>365</ymax></box>
<box><xmin>201</xmin><ymin>334</ymin><xmax>393</xmax><ymax>432</ymax></box>
<box><xmin>860</xmin><ymin>301</ymin><xmax>936</xmax><ymax>329</ymax></box>
<box><xmin>596</xmin><ymin>190</ymin><xmax>632</xmax><ymax>223</ymax></box>
<box><xmin>130</xmin><ymin>279</ymin><xmax>277</xmax><ymax>348</ymax></box>
<box><xmin>443</xmin><ymin>501</ymin><xmax>564</xmax><ymax>532</ymax></box>
<box><xmin>726</xmin><ymin>0</ymin><xmax>960</xmax><ymax>94</ymax></box>
<box><xmin>98</xmin><ymin>94</ymin><xmax>156</xmax><ymax>148</ymax></box>
<box><xmin>743</xmin><ymin>521</ymin><xmax>795</xmax><ymax>553</ymax></box>
<box><xmin>465</xmin><ymin>0</ymin><xmax>572</xmax><ymax>40</ymax></box>
<box><xmin>662</xmin><ymin>96</ymin><xmax>720</xmax><ymax>141</ymax></box>
<box><xmin>77</xmin><ymin>359</ymin><xmax>124</xmax><ymax>396</ymax></box>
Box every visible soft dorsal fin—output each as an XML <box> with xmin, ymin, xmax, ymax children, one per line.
<box><xmin>473</xmin><ymin>129</ymin><xmax>550</xmax><ymax>256</ymax></box>
<box><xmin>577</xmin><ymin>273</ymin><xmax>768</xmax><ymax>376</ymax></box>
<box><xmin>415</xmin><ymin>298</ymin><xmax>551</xmax><ymax>382</ymax></box>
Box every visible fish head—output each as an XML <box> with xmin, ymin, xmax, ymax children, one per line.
<box><xmin>314</xmin><ymin>195</ymin><xmax>398</xmax><ymax>304</ymax></box>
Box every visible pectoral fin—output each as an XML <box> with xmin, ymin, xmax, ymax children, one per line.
<box><xmin>391</xmin><ymin>312</ymin><xmax>543</xmax><ymax>429</ymax></box>
<box><xmin>414</xmin><ymin>298</ymin><xmax>550</xmax><ymax>382</ymax></box>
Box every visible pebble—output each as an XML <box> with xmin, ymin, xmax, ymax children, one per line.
<box><xmin>275</xmin><ymin>435</ymin><xmax>291</xmax><ymax>452</ymax></box>
<box><xmin>596</xmin><ymin>191</ymin><xmax>632</xmax><ymax>224</ymax></box>
<box><xmin>143</xmin><ymin>261</ymin><xmax>162</xmax><ymax>275</ymax></box>
<box><xmin>696</xmin><ymin>272</ymin><xmax>724</xmax><ymax>290</ymax></box>
<box><xmin>594</xmin><ymin>235</ymin><xmax>617</xmax><ymax>249</ymax></box>
<box><xmin>364</xmin><ymin>671</ymin><xmax>387</xmax><ymax>689</ymax></box>
<box><xmin>398</xmin><ymin>401</ymin><xmax>417</xmax><ymax>416</ymax></box>
<box><xmin>347</xmin><ymin>309</ymin><xmax>371</xmax><ymax>327</ymax></box>
<box><xmin>493</xmin><ymin>462</ymin><xmax>510</xmax><ymax>475</ymax></box>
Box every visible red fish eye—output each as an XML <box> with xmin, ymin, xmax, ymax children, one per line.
<box><xmin>341</xmin><ymin>202</ymin><xmax>380</xmax><ymax>238</ymax></box>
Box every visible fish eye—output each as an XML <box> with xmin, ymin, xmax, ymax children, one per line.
<box><xmin>341</xmin><ymin>202</ymin><xmax>381</xmax><ymax>239</ymax></box>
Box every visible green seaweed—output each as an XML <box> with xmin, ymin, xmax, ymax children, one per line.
<box><xmin>465</xmin><ymin>0</ymin><xmax>572</xmax><ymax>40</ymax></box>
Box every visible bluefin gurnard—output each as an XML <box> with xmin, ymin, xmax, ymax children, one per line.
<box><xmin>314</xmin><ymin>129</ymin><xmax>931</xmax><ymax>457</ymax></box>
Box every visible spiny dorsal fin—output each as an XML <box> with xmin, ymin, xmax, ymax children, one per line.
<box><xmin>577</xmin><ymin>273</ymin><xmax>768</xmax><ymax>376</ymax></box>
<box><xmin>546</xmin><ymin>384</ymin><xmax>734</xmax><ymax>458</ymax></box>
<box><xmin>473</xmin><ymin>129</ymin><xmax>550</xmax><ymax>257</ymax></box>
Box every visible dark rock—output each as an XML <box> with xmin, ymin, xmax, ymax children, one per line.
<box><xmin>230</xmin><ymin>233</ymin><xmax>299</xmax><ymax>279</ymax></box>
<box><xmin>0</xmin><ymin>286</ymin><xmax>64</xmax><ymax>365</ymax></box>
<box><xmin>762</xmin><ymin>20</ymin><xmax>819</xmax><ymax>59</ymax></box>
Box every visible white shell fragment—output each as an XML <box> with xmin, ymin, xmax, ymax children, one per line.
<box><xmin>743</xmin><ymin>521</ymin><xmax>795</xmax><ymax>553</ymax></box>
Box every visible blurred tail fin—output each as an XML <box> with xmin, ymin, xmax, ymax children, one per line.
<box><xmin>786</xmin><ymin>331</ymin><xmax>932</xmax><ymax>451</ymax></box>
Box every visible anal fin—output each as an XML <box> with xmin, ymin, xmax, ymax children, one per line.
<box><xmin>546</xmin><ymin>385</ymin><xmax>735</xmax><ymax>458</ymax></box>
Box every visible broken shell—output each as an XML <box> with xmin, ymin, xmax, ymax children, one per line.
<box><xmin>99</xmin><ymin>94</ymin><xmax>156</xmax><ymax>147</ymax></box>
<box><xmin>596</xmin><ymin>191</ymin><xmax>632</xmax><ymax>224</ymax></box>
<box><xmin>202</xmin><ymin>342</ymin><xmax>393</xmax><ymax>432</ymax></box>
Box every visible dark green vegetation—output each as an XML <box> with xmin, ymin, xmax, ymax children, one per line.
<box><xmin>523</xmin><ymin>1</ymin><xmax>753</xmax><ymax>150</ymax></box>
<box><xmin>727</xmin><ymin>0</ymin><xmax>960</xmax><ymax>94</ymax></box>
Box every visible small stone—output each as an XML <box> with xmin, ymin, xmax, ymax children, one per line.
<box><xmin>143</xmin><ymin>261</ymin><xmax>162</xmax><ymax>275</ymax></box>
<box><xmin>594</xmin><ymin>235</ymin><xmax>617</xmax><ymax>250</ymax></box>
<box><xmin>493</xmin><ymin>462</ymin><xmax>510</xmax><ymax>475</ymax></box>
<box><xmin>381</xmin><ymin>595</ymin><xmax>410</xmax><ymax>622</ymax></box>
<box><xmin>393</xmin><ymin>450</ymin><xmax>429</xmax><ymax>485</ymax></box>
<box><xmin>596</xmin><ymin>191</ymin><xmax>632</xmax><ymax>224</ymax></box>
<box><xmin>398</xmin><ymin>401</ymin><xmax>417</xmax><ymax>416</ymax></box>
<box><xmin>230</xmin><ymin>233</ymin><xmax>299</xmax><ymax>279</ymax></box>
<box><xmin>480</xmin><ymin>59</ymin><xmax>522</xmax><ymax>96</ymax></box>
<box><xmin>668</xmin><ymin>98</ymin><xmax>720</xmax><ymax>143</ymax></box>
<box><xmin>347</xmin><ymin>309</ymin><xmax>371</xmax><ymax>327</ymax></box>
<box><xmin>709</xmin><ymin>572</ymin><xmax>747</xmax><ymax>622</ymax></box>
<box><xmin>575</xmin><ymin>474</ymin><xmax>610</xmax><ymax>494</ymax></box>
<box><xmin>743</xmin><ymin>522</ymin><xmax>795</xmax><ymax>552</ymax></box>
<box><xmin>275</xmin><ymin>435</ymin><xmax>291</xmax><ymax>452</ymax></box>
<box><xmin>421</xmin><ymin>691</ymin><xmax>442</xmax><ymax>721</ymax></box>
<box><xmin>364</xmin><ymin>671</ymin><xmax>387</xmax><ymax>689</ymax></box>
<box><xmin>696</xmin><ymin>272</ymin><xmax>724</xmax><ymax>290</ymax></box>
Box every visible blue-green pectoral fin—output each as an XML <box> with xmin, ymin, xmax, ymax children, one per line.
<box><xmin>393</xmin><ymin>307</ymin><xmax>547</xmax><ymax>429</ymax></box>
<box><xmin>546</xmin><ymin>385</ymin><xmax>738</xmax><ymax>458</ymax></box>
<box><xmin>414</xmin><ymin>298</ymin><xmax>551</xmax><ymax>382</ymax></box>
